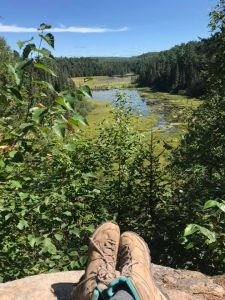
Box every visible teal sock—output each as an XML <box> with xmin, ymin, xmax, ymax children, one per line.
<box><xmin>92</xmin><ymin>277</ymin><xmax>140</xmax><ymax>300</ymax></box>
<box><xmin>107</xmin><ymin>277</ymin><xmax>140</xmax><ymax>300</ymax></box>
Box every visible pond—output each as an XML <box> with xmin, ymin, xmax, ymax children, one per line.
<box><xmin>92</xmin><ymin>89</ymin><xmax>167</xmax><ymax>127</ymax></box>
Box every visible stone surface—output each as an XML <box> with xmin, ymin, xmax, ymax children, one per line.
<box><xmin>0</xmin><ymin>265</ymin><xmax>224</xmax><ymax>300</ymax></box>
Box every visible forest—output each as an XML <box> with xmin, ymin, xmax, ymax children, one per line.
<box><xmin>32</xmin><ymin>32</ymin><xmax>218</xmax><ymax>99</ymax></box>
<box><xmin>0</xmin><ymin>0</ymin><xmax>224</xmax><ymax>283</ymax></box>
<box><xmin>53</xmin><ymin>40</ymin><xmax>206</xmax><ymax>97</ymax></box>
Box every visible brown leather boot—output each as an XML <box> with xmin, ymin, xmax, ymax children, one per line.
<box><xmin>71</xmin><ymin>222</ymin><xmax>120</xmax><ymax>300</ymax></box>
<box><xmin>118</xmin><ymin>232</ymin><xmax>169</xmax><ymax>300</ymax></box>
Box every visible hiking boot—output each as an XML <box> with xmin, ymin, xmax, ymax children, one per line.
<box><xmin>118</xmin><ymin>232</ymin><xmax>169</xmax><ymax>300</ymax></box>
<box><xmin>71</xmin><ymin>222</ymin><xmax>120</xmax><ymax>300</ymax></box>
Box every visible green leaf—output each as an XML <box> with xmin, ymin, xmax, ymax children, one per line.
<box><xmin>16</xmin><ymin>37</ymin><xmax>34</xmax><ymax>49</ymax></box>
<box><xmin>55</xmin><ymin>96</ymin><xmax>73</xmax><ymax>111</ymax></box>
<box><xmin>17</xmin><ymin>219</ymin><xmax>29</xmax><ymax>230</ymax></box>
<box><xmin>39</xmin><ymin>33</ymin><xmax>54</xmax><ymax>49</ymax></box>
<box><xmin>19</xmin><ymin>192</ymin><xmax>29</xmax><ymax>200</ymax></box>
<box><xmin>41</xmin><ymin>214</ymin><xmax>48</xmax><ymax>220</ymax></box>
<box><xmin>63</xmin><ymin>211</ymin><xmax>72</xmax><ymax>216</ymax></box>
<box><xmin>67</xmin><ymin>118</ymin><xmax>78</xmax><ymax>126</ymax></box>
<box><xmin>33</xmin><ymin>80</ymin><xmax>55</xmax><ymax>93</ymax></box>
<box><xmin>19</xmin><ymin>123</ymin><xmax>34</xmax><ymax>133</ymax></box>
<box><xmin>204</xmin><ymin>200</ymin><xmax>225</xmax><ymax>213</ymax></box>
<box><xmin>53</xmin><ymin>217</ymin><xmax>63</xmax><ymax>222</ymax></box>
<box><xmin>5</xmin><ymin>214</ymin><xmax>11</xmax><ymax>221</ymax></box>
<box><xmin>42</xmin><ymin>238</ymin><xmax>57</xmax><ymax>254</ymax></box>
<box><xmin>22</xmin><ymin>43</ymin><xmax>35</xmax><ymax>59</ymax></box>
<box><xmin>184</xmin><ymin>224</ymin><xmax>198</xmax><ymax>236</ymax></box>
<box><xmin>69</xmin><ymin>114</ymin><xmax>88</xmax><ymax>126</ymax></box>
<box><xmin>80</xmin><ymin>245</ymin><xmax>88</xmax><ymax>251</ymax></box>
<box><xmin>9</xmin><ymin>150</ymin><xmax>17</xmax><ymax>158</ymax></box>
<box><xmin>0</xmin><ymin>160</ymin><xmax>5</xmax><ymax>168</ymax></box>
<box><xmin>69</xmin><ymin>227</ymin><xmax>80</xmax><ymax>237</ymax></box>
<box><xmin>7</xmin><ymin>60</ymin><xmax>32</xmax><ymax>87</ymax></box>
<box><xmin>51</xmin><ymin>255</ymin><xmax>61</xmax><ymax>260</ymax></box>
<box><xmin>0</xmin><ymin>276</ymin><xmax>3</xmax><ymax>283</ymax></box>
<box><xmin>69</xmin><ymin>251</ymin><xmax>78</xmax><ymax>257</ymax></box>
<box><xmin>78</xmin><ymin>85</ymin><xmax>92</xmax><ymax>98</ymax></box>
<box><xmin>38</xmin><ymin>23</ymin><xmax>52</xmax><ymax>31</ymax></box>
<box><xmin>9</xmin><ymin>180</ymin><xmax>22</xmax><ymax>189</ymax></box>
<box><xmin>54</xmin><ymin>233</ymin><xmax>63</xmax><ymax>241</ymax></box>
<box><xmin>184</xmin><ymin>224</ymin><xmax>216</xmax><ymax>244</ymax></box>
<box><xmin>7</xmin><ymin>87</ymin><xmax>22</xmax><ymax>101</ymax></box>
<box><xmin>31</xmin><ymin>107</ymin><xmax>48</xmax><ymax>123</ymax></box>
<box><xmin>199</xmin><ymin>227</ymin><xmax>216</xmax><ymax>244</ymax></box>
<box><xmin>7</xmin><ymin>64</ymin><xmax>20</xmax><ymax>86</ymax></box>
<box><xmin>64</xmin><ymin>142</ymin><xmax>76</xmax><ymax>151</ymax></box>
<box><xmin>53</xmin><ymin>122</ymin><xmax>67</xmax><ymax>138</ymax></box>
<box><xmin>28</xmin><ymin>235</ymin><xmax>40</xmax><ymax>247</ymax></box>
<box><xmin>79</xmin><ymin>255</ymin><xmax>87</xmax><ymax>266</ymax></box>
<box><xmin>86</xmin><ymin>224</ymin><xmax>95</xmax><ymax>233</ymax></box>
<box><xmin>70</xmin><ymin>261</ymin><xmax>80</xmax><ymax>269</ymax></box>
<box><xmin>48</xmin><ymin>261</ymin><xmax>56</xmax><ymax>268</ymax></box>
<box><xmin>34</xmin><ymin>63</ymin><xmax>57</xmax><ymax>77</ymax></box>
<box><xmin>57</xmin><ymin>92</ymin><xmax>78</xmax><ymax>110</ymax></box>
<box><xmin>29</xmin><ymin>238</ymin><xmax>37</xmax><ymax>247</ymax></box>
<box><xmin>30</xmin><ymin>46</ymin><xmax>52</xmax><ymax>57</ymax></box>
<box><xmin>45</xmin><ymin>198</ymin><xmax>51</xmax><ymax>206</ymax></box>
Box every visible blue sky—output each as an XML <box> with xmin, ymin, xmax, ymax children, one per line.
<box><xmin>0</xmin><ymin>0</ymin><xmax>217</xmax><ymax>57</ymax></box>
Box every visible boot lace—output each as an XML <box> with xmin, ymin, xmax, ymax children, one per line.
<box><xmin>90</xmin><ymin>237</ymin><xmax>117</xmax><ymax>285</ymax></box>
<box><xmin>75</xmin><ymin>237</ymin><xmax>117</xmax><ymax>292</ymax></box>
<box><xmin>119</xmin><ymin>244</ymin><xmax>138</xmax><ymax>277</ymax></box>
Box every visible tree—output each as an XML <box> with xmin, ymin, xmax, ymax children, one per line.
<box><xmin>168</xmin><ymin>0</ymin><xmax>225</xmax><ymax>274</ymax></box>
<box><xmin>0</xmin><ymin>24</ymin><xmax>96</xmax><ymax>282</ymax></box>
<box><xmin>206</xmin><ymin>0</ymin><xmax>225</xmax><ymax>96</ymax></box>
<box><xmin>0</xmin><ymin>37</ymin><xmax>14</xmax><ymax>84</ymax></box>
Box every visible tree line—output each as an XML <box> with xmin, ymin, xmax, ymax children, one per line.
<box><xmin>2</xmin><ymin>31</ymin><xmax>215</xmax><ymax>98</ymax></box>
<box><xmin>50</xmin><ymin>39</ymin><xmax>213</xmax><ymax>97</ymax></box>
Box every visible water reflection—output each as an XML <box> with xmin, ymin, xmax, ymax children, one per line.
<box><xmin>92</xmin><ymin>89</ymin><xmax>150</xmax><ymax>117</ymax></box>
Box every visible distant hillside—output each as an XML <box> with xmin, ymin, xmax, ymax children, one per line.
<box><xmin>135</xmin><ymin>41</ymin><xmax>207</xmax><ymax>97</ymax></box>
<box><xmin>54</xmin><ymin>40</ymin><xmax>208</xmax><ymax>97</ymax></box>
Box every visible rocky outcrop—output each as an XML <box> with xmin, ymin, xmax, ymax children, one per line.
<box><xmin>0</xmin><ymin>265</ymin><xmax>224</xmax><ymax>300</ymax></box>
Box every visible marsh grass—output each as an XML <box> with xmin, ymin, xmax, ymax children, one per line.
<box><xmin>75</xmin><ymin>78</ymin><xmax>202</xmax><ymax>164</ymax></box>
<box><xmin>72</xmin><ymin>75</ymin><xmax>136</xmax><ymax>90</ymax></box>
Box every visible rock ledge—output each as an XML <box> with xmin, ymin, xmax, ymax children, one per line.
<box><xmin>0</xmin><ymin>265</ymin><xmax>224</xmax><ymax>299</ymax></box>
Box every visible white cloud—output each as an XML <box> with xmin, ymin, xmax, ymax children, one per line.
<box><xmin>0</xmin><ymin>23</ymin><xmax>128</xmax><ymax>33</ymax></box>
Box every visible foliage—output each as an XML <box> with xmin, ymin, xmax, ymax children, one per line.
<box><xmin>0</xmin><ymin>37</ymin><xmax>16</xmax><ymax>85</ymax></box>
<box><xmin>1</xmin><ymin>0</ymin><xmax>225</xmax><ymax>282</ymax></box>
<box><xmin>206</xmin><ymin>0</ymin><xmax>225</xmax><ymax>96</ymax></box>
<box><xmin>92</xmin><ymin>93</ymin><xmax>169</xmax><ymax>260</ymax></box>
<box><xmin>168</xmin><ymin>0</ymin><xmax>225</xmax><ymax>274</ymax></box>
<box><xmin>0</xmin><ymin>25</ymin><xmax>97</xmax><ymax>282</ymax></box>
<box><xmin>0</xmin><ymin>71</ymin><xmax>170</xmax><ymax>281</ymax></box>
<box><xmin>183</xmin><ymin>200</ymin><xmax>225</xmax><ymax>269</ymax></box>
